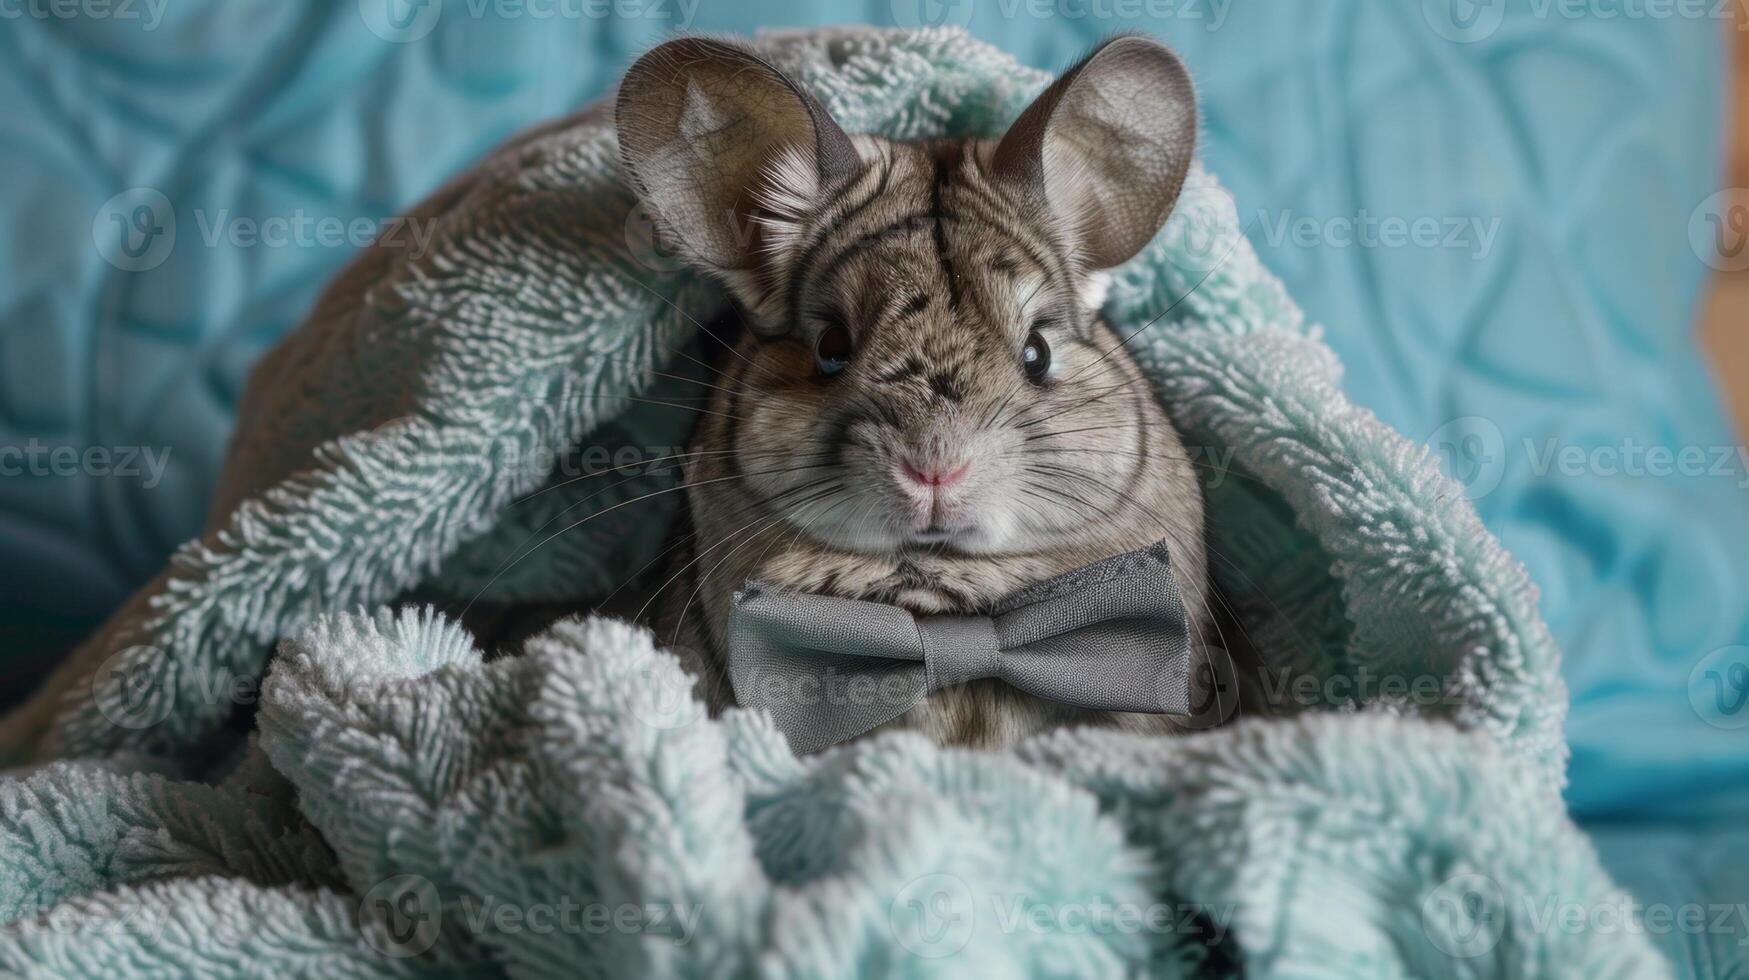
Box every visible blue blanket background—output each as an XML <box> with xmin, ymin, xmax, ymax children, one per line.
<box><xmin>2</xmin><ymin>3</ymin><xmax>1745</xmax><ymax>974</ymax></box>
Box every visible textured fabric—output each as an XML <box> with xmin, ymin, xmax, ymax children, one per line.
<box><xmin>0</xmin><ymin>24</ymin><xmax>1695</xmax><ymax>978</ymax></box>
<box><xmin>2</xmin><ymin>611</ymin><xmax>1669</xmax><ymax>977</ymax></box>
<box><xmin>0</xmin><ymin>0</ymin><xmax>1734</xmax><ymax>830</ymax></box>
<box><xmin>729</xmin><ymin>540</ymin><xmax>1193</xmax><ymax>754</ymax></box>
<box><xmin>1589</xmin><ymin>823</ymin><xmax>1749</xmax><ymax>978</ymax></box>
<box><xmin>0</xmin><ymin>27</ymin><xmax>1569</xmax><ymax>783</ymax></box>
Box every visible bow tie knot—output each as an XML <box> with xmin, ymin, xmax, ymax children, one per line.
<box><xmin>919</xmin><ymin>615</ymin><xmax>1002</xmax><ymax>691</ymax></box>
<box><xmin>728</xmin><ymin>541</ymin><xmax>1194</xmax><ymax>754</ymax></box>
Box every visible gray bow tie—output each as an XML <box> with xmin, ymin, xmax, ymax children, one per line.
<box><xmin>727</xmin><ymin>541</ymin><xmax>1192</xmax><ymax>754</ymax></box>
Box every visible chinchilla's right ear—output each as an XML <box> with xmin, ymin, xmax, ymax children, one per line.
<box><xmin>616</xmin><ymin>37</ymin><xmax>860</xmax><ymax>292</ymax></box>
<box><xmin>991</xmin><ymin>35</ymin><xmax>1198</xmax><ymax>270</ymax></box>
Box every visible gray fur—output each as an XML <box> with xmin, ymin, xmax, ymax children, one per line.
<box><xmin>621</xmin><ymin>36</ymin><xmax>1213</xmax><ymax>750</ymax></box>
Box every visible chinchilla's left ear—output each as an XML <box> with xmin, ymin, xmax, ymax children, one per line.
<box><xmin>991</xmin><ymin>35</ymin><xmax>1197</xmax><ymax>269</ymax></box>
<box><xmin>615</xmin><ymin>36</ymin><xmax>860</xmax><ymax>275</ymax></box>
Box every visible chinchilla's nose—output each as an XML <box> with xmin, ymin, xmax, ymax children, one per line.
<box><xmin>898</xmin><ymin>457</ymin><xmax>972</xmax><ymax>489</ymax></box>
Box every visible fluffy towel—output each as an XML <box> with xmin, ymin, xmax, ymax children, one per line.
<box><xmin>0</xmin><ymin>26</ymin><xmax>1660</xmax><ymax>978</ymax></box>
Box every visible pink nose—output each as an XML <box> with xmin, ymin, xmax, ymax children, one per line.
<box><xmin>900</xmin><ymin>459</ymin><xmax>971</xmax><ymax>489</ymax></box>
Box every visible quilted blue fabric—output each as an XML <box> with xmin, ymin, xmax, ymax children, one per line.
<box><xmin>0</xmin><ymin>0</ymin><xmax>1736</xmax><ymax>836</ymax></box>
<box><xmin>1592</xmin><ymin>823</ymin><xmax>1749</xmax><ymax>976</ymax></box>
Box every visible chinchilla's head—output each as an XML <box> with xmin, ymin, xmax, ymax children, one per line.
<box><xmin>617</xmin><ymin>35</ymin><xmax>1198</xmax><ymax>557</ymax></box>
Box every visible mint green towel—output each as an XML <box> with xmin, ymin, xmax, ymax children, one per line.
<box><xmin>0</xmin><ymin>27</ymin><xmax>1660</xmax><ymax>978</ymax></box>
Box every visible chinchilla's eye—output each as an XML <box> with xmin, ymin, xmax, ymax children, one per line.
<box><xmin>1022</xmin><ymin>329</ymin><xmax>1052</xmax><ymax>384</ymax></box>
<box><xmin>815</xmin><ymin>323</ymin><xmax>854</xmax><ymax>378</ymax></box>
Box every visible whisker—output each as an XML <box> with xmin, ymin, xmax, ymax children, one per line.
<box><xmin>1013</xmin><ymin>457</ymin><xmax>1316</xmax><ymax>676</ymax></box>
<box><xmin>461</xmin><ymin>460</ymin><xmax>839</xmax><ymax>618</ymax></box>
<box><xmin>1011</xmin><ymin>378</ymin><xmax>1141</xmax><ymax>431</ymax></box>
<box><xmin>619</xmin><ymin>268</ymin><xmax>792</xmax><ymax>388</ymax></box>
<box><xmin>1052</xmin><ymin>215</ymin><xmax>1257</xmax><ymax>388</ymax></box>
<box><xmin>517</xmin><ymin>445</ymin><xmax>837</xmax><ymax>505</ymax></box>
<box><xmin>597</xmin><ymin>476</ymin><xmax>814</xmax><ymax>616</ymax></box>
<box><xmin>665</xmin><ymin>483</ymin><xmax>848</xmax><ymax>643</ymax></box>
